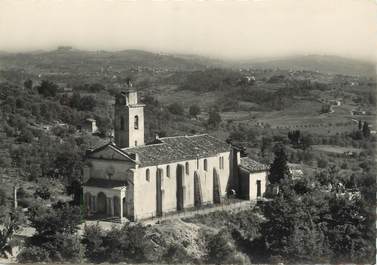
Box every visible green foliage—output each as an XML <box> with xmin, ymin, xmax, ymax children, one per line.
<box><xmin>261</xmin><ymin>175</ymin><xmax>375</xmax><ymax>263</ymax></box>
<box><xmin>29</xmin><ymin>204</ymin><xmax>81</xmax><ymax>236</ymax></box>
<box><xmin>37</xmin><ymin>80</ymin><xmax>58</xmax><ymax>97</ymax></box>
<box><xmin>320</xmin><ymin>103</ymin><xmax>331</xmax><ymax>114</ymax></box>
<box><xmin>189</xmin><ymin>104</ymin><xmax>201</xmax><ymax>117</ymax></box>
<box><xmin>82</xmin><ymin>223</ymin><xmax>147</xmax><ymax>263</ymax></box>
<box><xmin>23</xmin><ymin>79</ymin><xmax>33</xmax><ymax>90</ymax></box>
<box><xmin>18</xmin><ymin>204</ymin><xmax>81</xmax><ymax>263</ymax></box>
<box><xmin>33</xmin><ymin>185</ymin><xmax>51</xmax><ymax>200</ymax></box>
<box><xmin>18</xmin><ymin>128</ymin><xmax>34</xmax><ymax>143</ymax></box>
<box><xmin>269</xmin><ymin>144</ymin><xmax>291</xmax><ymax>184</ymax></box>
<box><xmin>167</xmin><ymin>102</ymin><xmax>184</xmax><ymax>115</ymax></box>
<box><xmin>0</xmin><ymin>207</ymin><xmax>26</xmax><ymax>257</ymax></box>
<box><xmin>362</xmin><ymin>121</ymin><xmax>370</xmax><ymax>137</ymax></box>
<box><xmin>207</xmin><ymin>108</ymin><xmax>221</xmax><ymax>129</ymax></box>
<box><xmin>206</xmin><ymin>229</ymin><xmax>239</xmax><ymax>264</ymax></box>
<box><xmin>180</xmin><ymin>68</ymin><xmax>242</xmax><ymax>92</ymax></box>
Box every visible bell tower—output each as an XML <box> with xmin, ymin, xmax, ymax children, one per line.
<box><xmin>114</xmin><ymin>82</ymin><xmax>145</xmax><ymax>148</ymax></box>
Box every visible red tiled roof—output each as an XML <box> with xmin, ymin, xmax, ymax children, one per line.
<box><xmin>123</xmin><ymin>134</ymin><xmax>231</xmax><ymax>167</ymax></box>
<box><xmin>84</xmin><ymin>178</ymin><xmax>127</xmax><ymax>188</ymax></box>
<box><xmin>239</xmin><ymin>157</ymin><xmax>268</xmax><ymax>172</ymax></box>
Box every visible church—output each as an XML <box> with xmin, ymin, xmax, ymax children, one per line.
<box><xmin>83</xmin><ymin>85</ymin><xmax>268</xmax><ymax>222</ymax></box>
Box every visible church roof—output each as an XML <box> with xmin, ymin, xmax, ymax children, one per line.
<box><xmin>122</xmin><ymin>134</ymin><xmax>231</xmax><ymax>167</ymax></box>
<box><xmin>239</xmin><ymin>157</ymin><xmax>268</xmax><ymax>172</ymax></box>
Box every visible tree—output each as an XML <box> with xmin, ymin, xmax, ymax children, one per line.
<box><xmin>70</xmin><ymin>91</ymin><xmax>81</xmax><ymax>109</ymax></box>
<box><xmin>37</xmin><ymin>80</ymin><xmax>58</xmax><ymax>97</ymax></box>
<box><xmin>18</xmin><ymin>204</ymin><xmax>81</xmax><ymax>262</ymax></box>
<box><xmin>301</xmin><ymin>134</ymin><xmax>313</xmax><ymax>150</ymax></box>
<box><xmin>207</xmin><ymin>108</ymin><xmax>221</xmax><ymax>129</ymax></box>
<box><xmin>288</xmin><ymin>130</ymin><xmax>301</xmax><ymax>146</ymax></box>
<box><xmin>206</xmin><ymin>229</ymin><xmax>246</xmax><ymax>264</ymax></box>
<box><xmin>362</xmin><ymin>121</ymin><xmax>370</xmax><ymax>137</ymax></box>
<box><xmin>82</xmin><ymin>223</ymin><xmax>147</xmax><ymax>263</ymax></box>
<box><xmin>320</xmin><ymin>104</ymin><xmax>331</xmax><ymax>114</ymax></box>
<box><xmin>0</xmin><ymin>207</ymin><xmax>25</xmax><ymax>257</ymax></box>
<box><xmin>23</xmin><ymin>79</ymin><xmax>33</xmax><ymax>91</ymax></box>
<box><xmin>189</xmin><ymin>104</ymin><xmax>201</xmax><ymax>118</ymax></box>
<box><xmin>18</xmin><ymin>128</ymin><xmax>34</xmax><ymax>143</ymax></box>
<box><xmin>167</xmin><ymin>102</ymin><xmax>184</xmax><ymax>115</ymax></box>
<box><xmin>34</xmin><ymin>185</ymin><xmax>51</xmax><ymax>200</ymax></box>
<box><xmin>269</xmin><ymin>144</ymin><xmax>291</xmax><ymax>185</ymax></box>
<box><xmin>79</xmin><ymin>96</ymin><xmax>96</xmax><ymax>111</ymax></box>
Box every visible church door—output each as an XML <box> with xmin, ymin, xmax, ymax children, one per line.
<box><xmin>156</xmin><ymin>169</ymin><xmax>163</xmax><ymax>217</ymax></box>
<box><xmin>97</xmin><ymin>192</ymin><xmax>107</xmax><ymax>214</ymax></box>
<box><xmin>213</xmin><ymin>168</ymin><xmax>221</xmax><ymax>204</ymax></box>
<box><xmin>176</xmin><ymin>164</ymin><xmax>184</xmax><ymax>211</ymax></box>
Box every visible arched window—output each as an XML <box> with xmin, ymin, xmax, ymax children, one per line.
<box><xmin>120</xmin><ymin>117</ymin><xmax>125</xmax><ymax>130</ymax></box>
<box><xmin>196</xmin><ymin>158</ymin><xmax>199</xmax><ymax>169</ymax></box>
<box><xmin>134</xmin><ymin>115</ymin><xmax>139</xmax><ymax>129</ymax></box>
<box><xmin>166</xmin><ymin>165</ymin><xmax>170</xmax><ymax>178</ymax></box>
<box><xmin>185</xmin><ymin>162</ymin><xmax>189</xmax><ymax>175</ymax></box>
<box><xmin>146</xmin><ymin>169</ymin><xmax>150</xmax><ymax>182</ymax></box>
<box><xmin>204</xmin><ymin>159</ymin><xmax>208</xmax><ymax>171</ymax></box>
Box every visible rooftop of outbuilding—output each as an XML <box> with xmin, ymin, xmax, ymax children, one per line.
<box><xmin>239</xmin><ymin>157</ymin><xmax>268</xmax><ymax>172</ymax></box>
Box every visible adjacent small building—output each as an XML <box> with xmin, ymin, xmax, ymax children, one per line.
<box><xmin>81</xmin><ymin>118</ymin><xmax>98</xmax><ymax>134</ymax></box>
<box><xmin>238</xmin><ymin>157</ymin><xmax>268</xmax><ymax>200</ymax></box>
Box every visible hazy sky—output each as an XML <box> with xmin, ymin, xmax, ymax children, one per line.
<box><xmin>0</xmin><ymin>0</ymin><xmax>376</xmax><ymax>61</ymax></box>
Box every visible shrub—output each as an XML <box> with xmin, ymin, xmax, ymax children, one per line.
<box><xmin>189</xmin><ymin>104</ymin><xmax>201</xmax><ymax>117</ymax></box>
<box><xmin>167</xmin><ymin>103</ymin><xmax>184</xmax><ymax>115</ymax></box>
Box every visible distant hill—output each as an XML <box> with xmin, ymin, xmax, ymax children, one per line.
<box><xmin>234</xmin><ymin>55</ymin><xmax>376</xmax><ymax>77</ymax></box>
<box><xmin>0</xmin><ymin>49</ymin><xmax>375</xmax><ymax>77</ymax></box>
<box><xmin>0</xmin><ymin>49</ymin><xmax>207</xmax><ymax>73</ymax></box>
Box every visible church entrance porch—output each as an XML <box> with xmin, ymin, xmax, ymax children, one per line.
<box><xmin>83</xmin><ymin>187</ymin><xmax>127</xmax><ymax>223</ymax></box>
<box><xmin>97</xmin><ymin>192</ymin><xmax>107</xmax><ymax>214</ymax></box>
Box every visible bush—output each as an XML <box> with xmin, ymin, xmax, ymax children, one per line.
<box><xmin>167</xmin><ymin>102</ymin><xmax>184</xmax><ymax>115</ymax></box>
<box><xmin>189</xmin><ymin>104</ymin><xmax>201</xmax><ymax>117</ymax></box>
<box><xmin>82</xmin><ymin>223</ymin><xmax>147</xmax><ymax>263</ymax></box>
<box><xmin>317</xmin><ymin>158</ymin><xmax>328</xmax><ymax>168</ymax></box>
<box><xmin>37</xmin><ymin>80</ymin><xmax>58</xmax><ymax>98</ymax></box>
<box><xmin>18</xmin><ymin>246</ymin><xmax>50</xmax><ymax>263</ymax></box>
<box><xmin>207</xmin><ymin>109</ymin><xmax>221</xmax><ymax>129</ymax></box>
<box><xmin>18</xmin><ymin>129</ymin><xmax>34</xmax><ymax>143</ymax></box>
<box><xmin>34</xmin><ymin>185</ymin><xmax>51</xmax><ymax>200</ymax></box>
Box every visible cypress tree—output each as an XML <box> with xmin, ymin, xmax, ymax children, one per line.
<box><xmin>269</xmin><ymin>144</ymin><xmax>291</xmax><ymax>184</ymax></box>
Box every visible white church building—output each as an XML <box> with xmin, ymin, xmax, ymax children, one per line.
<box><xmin>83</xmin><ymin>86</ymin><xmax>268</xmax><ymax>222</ymax></box>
